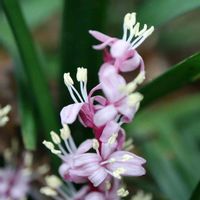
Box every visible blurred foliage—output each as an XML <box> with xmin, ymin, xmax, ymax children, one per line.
<box><xmin>127</xmin><ymin>94</ymin><xmax>200</xmax><ymax>200</ymax></box>
<box><xmin>137</xmin><ymin>0</ymin><xmax>200</xmax><ymax>27</ymax></box>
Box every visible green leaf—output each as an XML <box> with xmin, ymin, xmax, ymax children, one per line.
<box><xmin>18</xmin><ymin>83</ymin><xmax>37</xmax><ymax>150</ymax></box>
<box><xmin>190</xmin><ymin>181</ymin><xmax>200</xmax><ymax>200</ymax></box>
<box><xmin>140</xmin><ymin>53</ymin><xmax>200</xmax><ymax>108</ymax></box>
<box><xmin>2</xmin><ymin>0</ymin><xmax>59</xmax><ymax>145</ymax></box>
<box><xmin>138</xmin><ymin>0</ymin><xmax>200</xmax><ymax>26</ymax></box>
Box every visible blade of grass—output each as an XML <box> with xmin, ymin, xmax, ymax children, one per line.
<box><xmin>140</xmin><ymin>53</ymin><xmax>200</xmax><ymax>108</ymax></box>
<box><xmin>2</xmin><ymin>0</ymin><xmax>59</xmax><ymax>142</ymax></box>
<box><xmin>137</xmin><ymin>0</ymin><xmax>200</xmax><ymax>27</ymax></box>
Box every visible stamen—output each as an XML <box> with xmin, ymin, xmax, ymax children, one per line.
<box><xmin>127</xmin><ymin>92</ymin><xmax>143</xmax><ymax>107</ymax></box>
<box><xmin>76</xmin><ymin>67</ymin><xmax>87</xmax><ymax>82</ymax></box>
<box><xmin>60</xmin><ymin>124</ymin><xmax>71</xmax><ymax>140</ymax></box>
<box><xmin>45</xmin><ymin>175</ymin><xmax>62</xmax><ymax>189</ymax></box>
<box><xmin>43</xmin><ymin>140</ymin><xmax>62</xmax><ymax>155</ymax></box>
<box><xmin>113</xmin><ymin>167</ymin><xmax>126</xmax><ymax>179</ymax></box>
<box><xmin>92</xmin><ymin>139</ymin><xmax>99</xmax><ymax>150</ymax></box>
<box><xmin>64</xmin><ymin>73</ymin><xmax>74</xmax><ymax>86</ymax></box>
<box><xmin>122</xmin><ymin>12</ymin><xmax>154</xmax><ymax>49</ymax></box>
<box><xmin>50</xmin><ymin>131</ymin><xmax>61</xmax><ymax>144</ymax></box>
<box><xmin>117</xmin><ymin>187</ymin><xmax>129</xmax><ymax>197</ymax></box>
<box><xmin>121</xmin><ymin>154</ymin><xmax>133</xmax><ymax>161</ymax></box>
<box><xmin>40</xmin><ymin>187</ymin><xmax>58</xmax><ymax>197</ymax></box>
<box><xmin>131</xmin><ymin>26</ymin><xmax>154</xmax><ymax>49</ymax></box>
<box><xmin>108</xmin><ymin>133</ymin><xmax>118</xmax><ymax>145</ymax></box>
<box><xmin>105</xmin><ymin>180</ymin><xmax>111</xmax><ymax>190</ymax></box>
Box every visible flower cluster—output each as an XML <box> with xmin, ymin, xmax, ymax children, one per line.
<box><xmin>0</xmin><ymin>145</ymin><xmax>49</xmax><ymax>199</ymax></box>
<box><xmin>43</xmin><ymin>12</ymin><xmax>154</xmax><ymax>199</ymax></box>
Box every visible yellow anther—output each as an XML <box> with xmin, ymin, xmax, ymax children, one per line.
<box><xmin>108</xmin><ymin>133</ymin><xmax>118</xmax><ymax>145</ymax></box>
<box><xmin>76</xmin><ymin>67</ymin><xmax>87</xmax><ymax>82</ymax></box>
<box><xmin>121</xmin><ymin>154</ymin><xmax>133</xmax><ymax>161</ymax></box>
<box><xmin>64</xmin><ymin>73</ymin><xmax>74</xmax><ymax>86</ymax></box>
<box><xmin>92</xmin><ymin>139</ymin><xmax>99</xmax><ymax>150</ymax></box>
<box><xmin>113</xmin><ymin>167</ymin><xmax>125</xmax><ymax>179</ymax></box>
<box><xmin>117</xmin><ymin>187</ymin><xmax>129</xmax><ymax>197</ymax></box>
<box><xmin>40</xmin><ymin>187</ymin><xmax>57</xmax><ymax>197</ymax></box>
<box><xmin>50</xmin><ymin>131</ymin><xmax>61</xmax><ymax>144</ymax></box>
<box><xmin>60</xmin><ymin>124</ymin><xmax>71</xmax><ymax>140</ymax></box>
<box><xmin>128</xmin><ymin>92</ymin><xmax>143</xmax><ymax>107</ymax></box>
<box><xmin>45</xmin><ymin>175</ymin><xmax>62</xmax><ymax>189</ymax></box>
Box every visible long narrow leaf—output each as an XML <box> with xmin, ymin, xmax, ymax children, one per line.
<box><xmin>140</xmin><ymin>53</ymin><xmax>200</xmax><ymax>108</ymax></box>
<box><xmin>2</xmin><ymin>0</ymin><xmax>59</xmax><ymax>143</ymax></box>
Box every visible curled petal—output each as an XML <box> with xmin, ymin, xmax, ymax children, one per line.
<box><xmin>110</xmin><ymin>40</ymin><xmax>130</xmax><ymax>58</ymax></box>
<box><xmin>89</xmin><ymin>30</ymin><xmax>116</xmax><ymax>50</ymax></box>
<box><xmin>93</xmin><ymin>105</ymin><xmax>117</xmax><ymax>127</ymax></box>
<box><xmin>100</xmin><ymin>121</ymin><xmax>120</xmax><ymax>143</ymax></box>
<box><xmin>99</xmin><ymin>65</ymin><xmax>126</xmax><ymax>102</ymax></box>
<box><xmin>119</xmin><ymin>51</ymin><xmax>142</xmax><ymax>72</ymax></box>
<box><xmin>89</xmin><ymin>30</ymin><xmax>113</xmax><ymax>43</ymax></box>
<box><xmin>60</xmin><ymin>103</ymin><xmax>83</xmax><ymax>124</ymax></box>
<box><xmin>76</xmin><ymin>139</ymin><xmax>93</xmax><ymax>154</ymax></box>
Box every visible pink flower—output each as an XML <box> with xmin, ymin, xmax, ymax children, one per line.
<box><xmin>60</xmin><ymin>68</ymin><xmax>101</xmax><ymax>130</ymax></box>
<box><xmin>0</xmin><ymin>167</ymin><xmax>30</xmax><ymax>199</ymax></box>
<box><xmin>94</xmin><ymin>65</ymin><xmax>144</xmax><ymax>126</ymax></box>
<box><xmin>74</xmin><ymin>136</ymin><xmax>146</xmax><ymax>187</ymax></box>
<box><xmin>43</xmin><ymin>125</ymin><xmax>145</xmax><ymax>188</ymax></box>
<box><xmin>89</xmin><ymin>12</ymin><xmax>154</xmax><ymax>73</ymax></box>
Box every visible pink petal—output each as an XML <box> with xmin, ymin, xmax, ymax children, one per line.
<box><xmin>88</xmin><ymin>167</ymin><xmax>108</xmax><ymax>187</ymax></box>
<box><xmin>60</xmin><ymin>103</ymin><xmax>83</xmax><ymax>124</ymax></box>
<box><xmin>89</xmin><ymin>30</ymin><xmax>112</xmax><ymax>43</ymax></box>
<box><xmin>93</xmin><ymin>105</ymin><xmax>117</xmax><ymax>126</ymax></box>
<box><xmin>74</xmin><ymin>153</ymin><xmax>100</xmax><ymax>167</ymax></box>
<box><xmin>100</xmin><ymin>121</ymin><xmax>120</xmax><ymax>143</ymax></box>
<box><xmin>99</xmin><ymin>65</ymin><xmax>126</xmax><ymax>102</ymax></box>
<box><xmin>110</xmin><ymin>40</ymin><xmax>130</xmax><ymax>58</ymax></box>
<box><xmin>89</xmin><ymin>30</ymin><xmax>116</xmax><ymax>50</ymax></box>
<box><xmin>117</xmin><ymin>99</ymin><xmax>136</xmax><ymax>123</ymax></box>
<box><xmin>119</xmin><ymin>51</ymin><xmax>141</xmax><ymax>72</ymax></box>
<box><xmin>110</xmin><ymin>151</ymin><xmax>146</xmax><ymax>164</ymax></box>
<box><xmin>76</xmin><ymin>139</ymin><xmax>93</xmax><ymax>154</ymax></box>
<box><xmin>108</xmin><ymin>162</ymin><xmax>146</xmax><ymax>176</ymax></box>
<box><xmin>101</xmin><ymin>142</ymin><xmax>117</xmax><ymax>160</ymax></box>
<box><xmin>85</xmin><ymin>192</ymin><xmax>105</xmax><ymax>200</ymax></box>
<box><xmin>79</xmin><ymin>103</ymin><xmax>94</xmax><ymax>128</ymax></box>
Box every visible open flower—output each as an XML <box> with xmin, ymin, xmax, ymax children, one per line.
<box><xmin>74</xmin><ymin>137</ymin><xmax>146</xmax><ymax>187</ymax></box>
<box><xmin>43</xmin><ymin>125</ymin><xmax>145</xmax><ymax>188</ymax></box>
<box><xmin>94</xmin><ymin>65</ymin><xmax>143</xmax><ymax>126</ymax></box>
<box><xmin>60</xmin><ymin>67</ymin><xmax>101</xmax><ymax>130</ymax></box>
<box><xmin>89</xmin><ymin>12</ymin><xmax>154</xmax><ymax>73</ymax></box>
